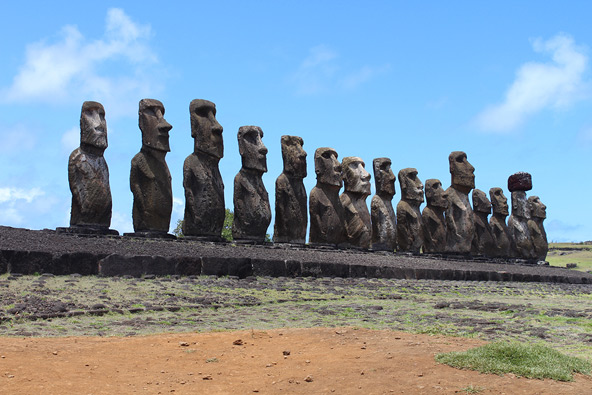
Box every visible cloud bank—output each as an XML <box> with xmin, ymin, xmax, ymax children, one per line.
<box><xmin>475</xmin><ymin>33</ymin><xmax>589</xmax><ymax>132</ymax></box>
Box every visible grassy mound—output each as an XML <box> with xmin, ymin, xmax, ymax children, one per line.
<box><xmin>435</xmin><ymin>341</ymin><xmax>591</xmax><ymax>381</ymax></box>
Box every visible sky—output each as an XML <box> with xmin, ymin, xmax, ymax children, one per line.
<box><xmin>1</xmin><ymin>1</ymin><xmax>591</xmax><ymax>242</ymax></box>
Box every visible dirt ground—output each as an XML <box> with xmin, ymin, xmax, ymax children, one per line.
<box><xmin>0</xmin><ymin>327</ymin><xmax>590</xmax><ymax>394</ymax></box>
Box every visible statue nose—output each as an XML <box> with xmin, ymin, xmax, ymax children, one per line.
<box><xmin>259</xmin><ymin>146</ymin><xmax>268</xmax><ymax>155</ymax></box>
<box><xmin>159</xmin><ymin>119</ymin><xmax>172</xmax><ymax>133</ymax></box>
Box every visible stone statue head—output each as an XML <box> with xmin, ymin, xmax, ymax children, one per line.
<box><xmin>342</xmin><ymin>157</ymin><xmax>371</xmax><ymax>195</ymax></box>
<box><xmin>238</xmin><ymin>125</ymin><xmax>268</xmax><ymax>172</ymax></box>
<box><xmin>489</xmin><ymin>187</ymin><xmax>509</xmax><ymax>216</ymax></box>
<box><xmin>528</xmin><ymin>196</ymin><xmax>546</xmax><ymax>219</ymax></box>
<box><xmin>472</xmin><ymin>189</ymin><xmax>492</xmax><ymax>214</ymax></box>
<box><xmin>139</xmin><ymin>99</ymin><xmax>172</xmax><ymax>152</ymax></box>
<box><xmin>511</xmin><ymin>191</ymin><xmax>529</xmax><ymax>218</ymax></box>
<box><xmin>398</xmin><ymin>168</ymin><xmax>424</xmax><ymax>204</ymax></box>
<box><xmin>425</xmin><ymin>179</ymin><xmax>448</xmax><ymax>209</ymax></box>
<box><xmin>80</xmin><ymin>101</ymin><xmax>107</xmax><ymax>151</ymax></box>
<box><xmin>190</xmin><ymin>99</ymin><xmax>223</xmax><ymax>159</ymax></box>
<box><xmin>314</xmin><ymin>147</ymin><xmax>342</xmax><ymax>187</ymax></box>
<box><xmin>449</xmin><ymin>151</ymin><xmax>475</xmax><ymax>193</ymax></box>
<box><xmin>281</xmin><ymin>135</ymin><xmax>307</xmax><ymax>178</ymax></box>
<box><xmin>373</xmin><ymin>158</ymin><xmax>395</xmax><ymax>198</ymax></box>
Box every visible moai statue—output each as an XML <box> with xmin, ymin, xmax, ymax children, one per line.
<box><xmin>471</xmin><ymin>189</ymin><xmax>496</xmax><ymax>256</ymax></box>
<box><xmin>273</xmin><ymin>135</ymin><xmax>308</xmax><ymax>244</ymax></box>
<box><xmin>340</xmin><ymin>157</ymin><xmax>372</xmax><ymax>249</ymax></box>
<box><xmin>528</xmin><ymin>196</ymin><xmax>548</xmax><ymax>261</ymax></box>
<box><xmin>489</xmin><ymin>187</ymin><xmax>514</xmax><ymax>258</ymax></box>
<box><xmin>507</xmin><ymin>172</ymin><xmax>536</xmax><ymax>260</ymax></box>
<box><xmin>232</xmin><ymin>126</ymin><xmax>271</xmax><ymax>243</ymax></box>
<box><xmin>445</xmin><ymin>151</ymin><xmax>475</xmax><ymax>254</ymax></box>
<box><xmin>371</xmin><ymin>158</ymin><xmax>396</xmax><ymax>251</ymax></box>
<box><xmin>62</xmin><ymin>101</ymin><xmax>118</xmax><ymax>235</ymax></box>
<box><xmin>308</xmin><ymin>147</ymin><xmax>347</xmax><ymax>247</ymax></box>
<box><xmin>129</xmin><ymin>99</ymin><xmax>174</xmax><ymax>238</ymax></box>
<box><xmin>421</xmin><ymin>179</ymin><xmax>448</xmax><ymax>253</ymax></box>
<box><xmin>396</xmin><ymin>168</ymin><xmax>423</xmax><ymax>253</ymax></box>
<box><xmin>182</xmin><ymin>99</ymin><xmax>225</xmax><ymax>240</ymax></box>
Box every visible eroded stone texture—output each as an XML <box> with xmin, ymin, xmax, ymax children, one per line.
<box><xmin>273</xmin><ymin>135</ymin><xmax>307</xmax><ymax>244</ymax></box>
<box><xmin>309</xmin><ymin>147</ymin><xmax>347</xmax><ymax>247</ymax></box>
<box><xmin>68</xmin><ymin>101</ymin><xmax>115</xmax><ymax>233</ymax></box>
<box><xmin>508</xmin><ymin>172</ymin><xmax>536</xmax><ymax>259</ymax></box>
<box><xmin>422</xmin><ymin>179</ymin><xmax>448</xmax><ymax>253</ymax></box>
<box><xmin>396</xmin><ymin>168</ymin><xmax>423</xmax><ymax>252</ymax></box>
<box><xmin>528</xmin><ymin>196</ymin><xmax>548</xmax><ymax>261</ymax></box>
<box><xmin>471</xmin><ymin>189</ymin><xmax>496</xmax><ymax>256</ymax></box>
<box><xmin>371</xmin><ymin>158</ymin><xmax>396</xmax><ymax>251</ymax></box>
<box><xmin>489</xmin><ymin>187</ymin><xmax>514</xmax><ymax>257</ymax></box>
<box><xmin>340</xmin><ymin>157</ymin><xmax>372</xmax><ymax>249</ymax></box>
<box><xmin>232</xmin><ymin>126</ymin><xmax>271</xmax><ymax>242</ymax></box>
<box><xmin>445</xmin><ymin>151</ymin><xmax>475</xmax><ymax>254</ymax></box>
<box><xmin>182</xmin><ymin>99</ymin><xmax>225</xmax><ymax>239</ymax></box>
<box><xmin>130</xmin><ymin>99</ymin><xmax>173</xmax><ymax>235</ymax></box>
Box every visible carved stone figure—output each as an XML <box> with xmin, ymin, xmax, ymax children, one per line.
<box><xmin>489</xmin><ymin>187</ymin><xmax>514</xmax><ymax>257</ymax></box>
<box><xmin>421</xmin><ymin>179</ymin><xmax>448</xmax><ymax>253</ymax></box>
<box><xmin>445</xmin><ymin>151</ymin><xmax>475</xmax><ymax>254</ymax></box>
<box><xmin>232</xmin><ymin>126</ymin><xmax>271</xmax><ymax>243</ymax></box>
<box><xmin>471</xmin><ymin>189</ymin><xmax>496</xmax><ymax>256</ymax></box>
<box><xmin>371</xmin><ymin>158</ymin><xmax>396</xmax><ymax>251</ymax></box>
<box><xmin>182</xmin><ymin>99</ymin><xmax>225</xmax><ymax>240</ymax></box>
<box><xmin>129</xmin><ymin>99</ymin><xmax>174</xmax><ymax>237</ymax></box>
<box><xmin>340</xmin><ymin>157</ymin><xmax>372</xmax><ymax>249</ymax></box>
<box><xmin>528</xmin><ymin>196</ymin><xmax>548</xmax><ymax>261</ymax></box>
<box><xmin>508</xmin><ymin>172</ymin><xmax>536</xmax><ymax>259</ymax></box>
<box><xmin>273</xmin><ymin>135</ymin><xmax>307</xmax><ymax>244</ymax></box>
<box><xmin>64</xmin><ymin>101</ymin><xmax>117</xmax><ymax>235</ymax></box>
<box><xmin>309</xmin><ymin>147</ymin><xmax>347</xmax><ymax>247</ymax></box>
<box><xmin>396</xmin><ymin>168</ymin><xmax>423</xmax><ymax>252</ymax></box>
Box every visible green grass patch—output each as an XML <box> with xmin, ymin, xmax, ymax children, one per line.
<box><xmin>547</xmin><ymin>243</ymin><xmax>592</xmax><ymax>271</ymax></box>
<box><xmin>435</xmin><ymin>341</ymin><xmax>591</xmax><ymax>381</ymax></box>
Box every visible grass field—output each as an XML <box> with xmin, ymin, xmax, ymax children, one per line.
<box><xmin>547</xmin><ymin>243</ymin><xmax>592</xmax><ymax>272</ymax></box>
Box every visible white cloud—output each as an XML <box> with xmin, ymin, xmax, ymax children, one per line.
<box><xmin>110</xmin><ymin>211</ymin><xmax>133</xmax><ymax>234</ymax></box>
<box><xmin>340</xmin><ymin>64</ymin><xmax>391</xmax><ymax>91</ymax></box>
<box><xmin>0</xmin><ymin>187</ymin><xmax>45</xmax><ymax>224</ymax></box>
<box><xmin>475</xmin><ymin>33</ymin><xmax>589</xmax><ymax>133</ymax></box>
<box><xmin>1</xmin><ymin>8</ymin><xmax>161</xmax><ymax>117</ymax></box>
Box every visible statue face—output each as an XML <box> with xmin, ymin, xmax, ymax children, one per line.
<box><xmin>472</xmin><ymin>189</ymin><xmax>492</xmax><ymax>214</ymax></box>
<box><xmin>315</xmin><ymin>147</ymin><xmax>342</xmax><ymax>187</ymax></box>
<box><xmin>449</xmin><ymin>151</ymin><xmax>475</xmax><ymax>192</ymax></box>
<box><xmin>281</xmin><ymin>135</ymin><xmax>307</xmax><ymax>178</ymax></box>
<box><xmin>373</xmin><ymin>158</ymin><xmax>395</xmax><ymax>197</ymax></box>
<box><xmin>139</xmin><ymin>99</ymin><xmax>172</xmax><ymax>152</ymax></box>
<box><xmin>238</xmin><ymin>126</ymin><xmax>267</xmax><ymax>172</ymax></box>
<box><xmin>398</xmin><ymin>168</ymin><xmax>424</xmax><ymax>204</ymax></box>
<box><xmin>528</xmin><ymin>196</ymin><xmax>546</xmax><ymax>219</ymax></box>
<box><xmin>489</xmin><ymin>187</ymin><xmax>509</xmax><ymax>216</ymax></box>
<box><xmin>190</xmin><ymin>99</ymin><xmax>223</xmax><ymax>159</ymax></box>
<box><xmin>342</xmin><ymin>157</ymin><xmax>371</xmax><ymax>195</ymax></box>
<box><xmin>511</xmin><ymin>191</ymin><xmax>529</xmax><ymax>218</ymax></box>
<box><xmin>80</xmin><ymin>101</ymin><xmax>107</xmax><ymax>150</ymax></box>
<box><xmin>425</xmin><ymin>179</ymin><xmax>448</xmax><ymax>209</ymax></box>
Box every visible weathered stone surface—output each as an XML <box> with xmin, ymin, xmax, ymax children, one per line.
<box><xmin>68</xmin><ymin>101</ymin><xmax>115</xmax><ymax>233</ymax></box>
<box><xmin>130</xmin><ymin>99</ymin><xmax>173</xmax><ymax>235</ymax></box>
<box><xmin>183</xmin><ymin>99</ymin><xmax>225</xmax><ymax>239</ymax></box>
<box><xmin>471</xmin><ymin>189</ymin><xmax>496</xmax><ymax>256</ymax></box>
<box><xmin>445</xmin><ymin>151</ymin><xmax>475</xmax><ymax>254</ymax></box>
<box><xmin>422</xmin><ymin>179</ymin><xmax>448</xmax><ymax>253</ymax></box>
<box><xmin>528</xmin><ymin>196</ymin><xmax>548</xmax><ymax>261</ymax></box>
<box><xmin>340</xmin><ymin>157</ymin><xmax>372</xmax><ymax>249</ymax></box>
<box><xmin>273</xmin><ymin>135</ymin><xmax>307</xmax><ymax>244</ymax></box>
<box><xmin>232</xmin><ymin>126</ymin><xmax>271</xmax><ymax>242</ymax></box>
<box><xmin>508</xmin><ymin>172</ymin><xmax>532</xmax><ymax>192</ymax></box>
<box><xmin>396</xmin><ymin>168</ymin><xmax>423</xmax><ymax>252</ymax></box>
<box><xmin>98</xmin><ymin>254</ymin><xmax>176</xmax><ymax>277</ymax></box>
<box><xmin>308</xmin><ymin>147</ymin><xmax>347</xmax><ymax>246</ymax></box>
<box><xmin>508</xmin><ymin>189</ymin><xmax>536</xmax><ymax>259</ymax></box>
<box><xmin>489</xmin><ymin>187</ymin><xmax>514</xmax><ymax>257</ymax></box>
<box><xmin>371</xmin><ymin>158</ymin><xmax>396</xmax><ymax>251</ymax></box>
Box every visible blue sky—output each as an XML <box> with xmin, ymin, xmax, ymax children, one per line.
<box><xmin>1</xmin><ymin>1</ymin><xmax>591</xmax><ymax>242</ymax></box>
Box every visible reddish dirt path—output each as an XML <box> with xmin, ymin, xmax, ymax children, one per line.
<box><xmin>0</xmin><ymin>328</ymin><xmax>589</xmax><ymax>394</ymax></box>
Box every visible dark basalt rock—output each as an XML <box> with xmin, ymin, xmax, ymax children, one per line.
<box><xmin>471</xmin><ymin>189</ymin><xmax>496</xmax><ymax>256</ymax></box>
<box><xmin>371</xmin><ymin>158</ymin><xmax>396</xmax><ymax>251</ymax></box>
<box><xmin>445</xmin><ymin>151</ymin><xmax>475</xmax><ymax>254</ymax></box>
<box><xmin>528</xmin><ymin>196</ymin><xmax>548</xmax><ymax>261</ymax></box>
<box><xmin>273</xmin><ymin>135</ymin><xmax>307</xmax><ymax>244</ymax></box>
<box><xmin>489</xmin><ymin>187</ymin><xmax>514</xmax><ymax>258</ymax></box>
<box><xmin>508</xmin><ymin>172</ymin><xmax>532</xmax><ymax>192</ymax></box>
<box><xmin>396</xmin><ymin>168</ymin><xmax>423</xmax><ymax>253</ymax></box>
<box><xmin>422</xmin><ymin>179</ymin><xmax>448</xmax><ymax>253</ymax></box>
<box><xmin>340</xmin><ymin>156</ymin><xmax>372</xmax><ymax>249</ymax></box>
<box><xmin>509</xmin><ymin>189</ymin><xmax>536</xmax><ymax>260</ymax></box>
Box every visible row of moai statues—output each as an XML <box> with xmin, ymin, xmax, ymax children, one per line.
<box><xmin>63</xmin><ymin>99</ymin><xmax>547</xmax><ymax>261</ymax></box>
